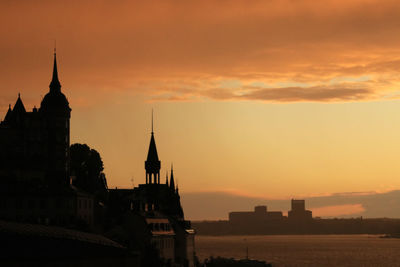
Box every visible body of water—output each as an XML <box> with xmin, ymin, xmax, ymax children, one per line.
<box><xmin>195</xmin><ymin>235</ymin><xmax>400</xmax><ymax>267</ymax></box>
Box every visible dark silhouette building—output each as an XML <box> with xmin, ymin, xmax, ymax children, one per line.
<box><xmin>229</xmin><ymin>205</ymin><xmax>284</xmax><ymax>225</ymax></box>
<box><xmin>108</xmin><ymin>118</ymin><xmax>195</xmax><ymax>267</ymax></box>
<box><xmin>288</xmin><ymin>199</ymin><xmax>312</xmax><ymax>222</ymax></box>
<box><xmin>0</xmin><ymin>53</ymin><xmax>94</xmax><ymax>227</ymax></box>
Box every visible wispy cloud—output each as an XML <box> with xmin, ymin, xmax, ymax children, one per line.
<box><xmin>312</xmin><ymin>204</ymin><xmax>365</xmax><ymax>217</ymax></box>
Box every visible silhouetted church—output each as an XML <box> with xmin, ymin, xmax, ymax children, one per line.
<box><xmin>0</xmin><ymin>53</ymin><xmax>94</xmax><ymax>227</ymax></box>
<box><xmin>0</xmin><ymin>53</ymin><xmax>195</xmax><ymax>266</ymax></box>
<box><xmin>108</xmin><ymin>118</ymin><xmax>195</xmax><ymax>267</ymax></box>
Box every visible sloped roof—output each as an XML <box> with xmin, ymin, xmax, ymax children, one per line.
<box><xmin>0</xmin><ymin>220</ymin><xmax>124</xmax><ymax>248</ymax></box>
<box><xmin>13</xmin><ymin>95</ymin><xmax>26</xmax><ymax>114</ymax></box>
<box><xmin>146</xmin><ymin>133</ymin><xmax>159</xmax><ymax>162</ymax></box>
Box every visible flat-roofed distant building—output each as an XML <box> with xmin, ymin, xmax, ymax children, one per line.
<box><xmin>288</xmin><ymin>199</ymin><xmax>312</xmax><ymax>222</ymax></box>
<box><xmin>229</xmin><ymin>205</ymin><xmax>284</xmax><ymax>224</ymax></box>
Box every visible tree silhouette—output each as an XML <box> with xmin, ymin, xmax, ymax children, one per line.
<box><xmin>70</xmin><ymin>143</ymin><xmax>108</xmax><ymax>201</ymax></box>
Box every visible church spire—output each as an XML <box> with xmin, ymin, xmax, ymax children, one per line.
<box><xmin>145</xmin><ymin>110</ymin><xmax>161</xmax><ymax>184</ymax></box>
<box><xmin>169</xmin><ymin>164</ymin><xmax>175</xmax><ymax>190</ymax></box>
<box><xmin>49</xmin><ymin>51</ymin><xmax>61</xmax><ymax>92</ymax></box>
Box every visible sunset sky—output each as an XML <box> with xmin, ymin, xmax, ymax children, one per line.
<box><xmin>2</xmin><ymin>0</ymin><xmax>400</xmax><ymax>218</ymax></box>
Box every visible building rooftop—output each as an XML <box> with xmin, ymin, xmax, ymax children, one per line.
<box><xmin>0</xmin><ymin>220</ymin><xmax>124</xmax><ymax>248</ymax></box>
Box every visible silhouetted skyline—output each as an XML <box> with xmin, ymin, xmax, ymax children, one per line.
<box><xmin>2</xmin><ymin>1</ymin><xmax>400</xmax><ymax>219</ymax></box>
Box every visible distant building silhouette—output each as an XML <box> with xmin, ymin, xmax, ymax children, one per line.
<box><xmin>288</xmin><ymin>199</ymin><xmax>312</xmax><ymax>222</ymax></box>
<box><xmin>0</xmin><ymin>53</ymin><xmax>94</xmax><ymax>227</ymax></box>
<box><xmin>229</xmin><ymin>205</ymin><xmax>284</xmax><ymax>225</ymax></box>
<box><xmin>108</xmin><ymin>117</ymin><xmax>195</xmax><ymax>266</ymax></box>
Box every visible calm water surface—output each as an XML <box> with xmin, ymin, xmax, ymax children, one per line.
<box><xmin>195</xmin><ymin>235</ymin><xmax>400</xmax><ymax>267</ymax></box>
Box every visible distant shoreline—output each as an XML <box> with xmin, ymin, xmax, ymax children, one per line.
<box><xmin>192</xmin><ymin>218</ymin><xmax>400</xmax><ymax>235</ymax></box>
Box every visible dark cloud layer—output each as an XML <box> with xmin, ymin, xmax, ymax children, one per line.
<box><xmin>1</xmin><ymin>0</ymin><xmax>400</xmax><ymax>105</ymax></box>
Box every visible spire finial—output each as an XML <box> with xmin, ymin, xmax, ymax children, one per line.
<box><xmin>18</xmin><ymin>93</ymin><xmax>20</xmax><ymax>98</ymax></box>
<box><xmin>151</xmin><ymin>109</ymin><xmax>154</xmax><ymax>134</ymax></box>
<box><xmin>49</xmin><ymin>49</ymin><xmax>61</xmax><ymax>92</ymax></box>
<box><xmin>54</xmin><ymin>39</ymin><xmax>56</xmax><ymax>55</ymax></box>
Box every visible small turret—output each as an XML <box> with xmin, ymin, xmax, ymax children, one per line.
<box><xmin>3</xmin><ymin>104</ymin><xmax>12</xmax><ymax>122</ymax></box>
<box><xmin>13</xmin><ymin>94</ymin><xmax>26</xmax><ymax>114</ymax></box>
<box><xmin>169</xmin><ymin>164</ymin><xmax>175</xmax><ymax>191</ymax></box>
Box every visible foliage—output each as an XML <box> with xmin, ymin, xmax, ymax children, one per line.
<box><xmin>70</xmin><ymin>143</ymin><xmax>108</xmax><ymax>200</ymax></box>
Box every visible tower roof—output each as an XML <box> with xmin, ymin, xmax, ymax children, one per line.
<box><xmin>13</xmin><ymin>94</ymin><xmax>26</xmax><ymax>114</ymax></box>
<box><xmin>4</xmin><ymin>104</ymin><xmax>12</xmax><ymax>122</ymax></box>
<box><xmin>146</xmin><ymin>110</ymin><xmax>159</xmax><ymax>162</ymax></box>
<box><xmin>146</xmin><ymin>133</ymin><xmax>159</xmax><ymax>162</ymax></box>
<box><xmin>40</xmin><ymin>52</ymin><xmax>70</xmax><ymax>114</ymax></box>
<box><xmin>169</xmin><ymin>164</ymin><xmax>175</xmax><ymax>190</ymax></box>
<box><xmin>49</xmin><ymin>52</ymin><xmax>61</xmax><ymax>92</ymax></box>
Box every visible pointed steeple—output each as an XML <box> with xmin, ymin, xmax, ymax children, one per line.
<box><xmin>49</xmin><ymin>51</ymin><xmax>61</xmax><ymax>92</ymax></box>
<box><xmin>40</xmin><ymin>51</ymin><xmax>70</xmax><ymax>114</ymax></box>
<box><xmin>3</xmin><ymin>104</ymin><xmax>12</xmax><ymax>122</ymax></box>
<box><xmin>146</xmin><ymin>132</ymin><xmax>159</xmax><ymax>162</ymax></box>
<box><xmin>169</xmin><ymin>164</ymin><xmax>175</xmax><ymax>190</ymax></box>
<box><xmin>13</xmin><ymin>93</ymin><xmax>26</xmax><ymax>114</ymax></box>
<box><xmin>145</xmin><ymin>110</ymin><xmax>161</xmax><ymax>184</ymax></box>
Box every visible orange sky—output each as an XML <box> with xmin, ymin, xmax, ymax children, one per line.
<box><xmin>2</xmin><ymin>1</ymin><xmax>400</xmax><ymax>210</ymax></box>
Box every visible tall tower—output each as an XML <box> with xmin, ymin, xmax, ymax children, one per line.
<box><xmin>40</xmin><ymin>52</ymin><xmax>71</xmax><ymax>186</ymax></box>
<box><xmin>145</xmin><ymin>111</ymin><xmax>161</xmax><ymax>184</ymax></box>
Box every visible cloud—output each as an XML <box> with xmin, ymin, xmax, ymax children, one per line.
<box><xmin>149</xmin><ymin>84</ymin><xmax>376</xmax><ymax>103</ymax></box>
<box><xmin>214</xmin><ymin>85</ymin><xmax>374</xmax><ymax>102</ymax></box>
<box><xmin>2</xmin><ymin>0</ymin><xmax>400</xmax><ymax>104</ymax></box>
<box><xmin>312</xmin><ymin>204</ymin><xmax>365</xmax><ymax>217</ymax></box>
